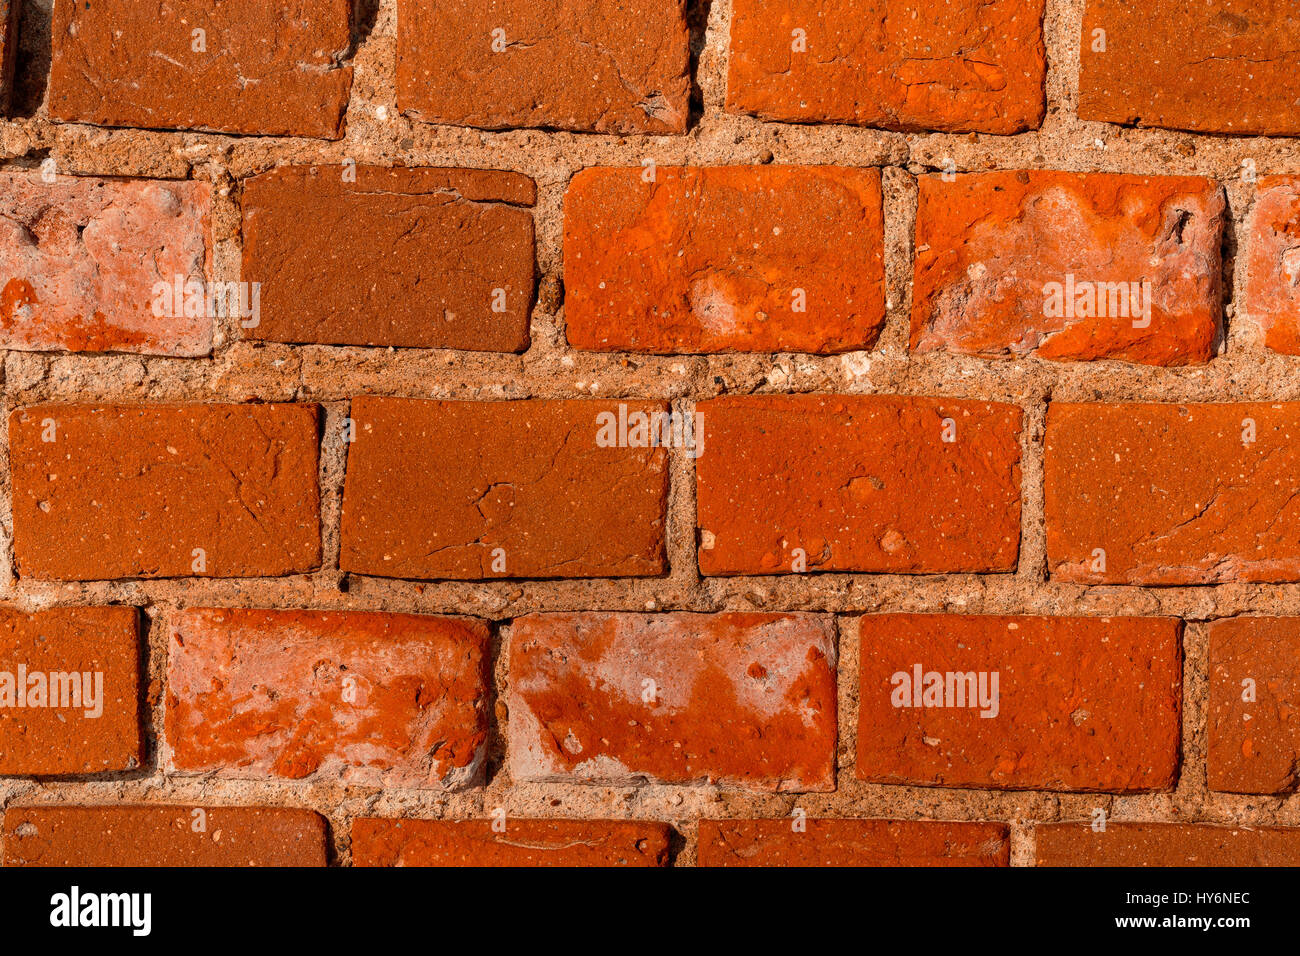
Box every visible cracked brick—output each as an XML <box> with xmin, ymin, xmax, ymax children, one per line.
<box><xmin>1080</xmin><ymin>1</ymin><xmax>1300</xmax><ymax>136</ymax></box>
<box><xmin>1045</xmin><ymin>403</ymin><xmax>1300</xmax><ymax>585</ymax></box>
<box><xmin>352</xmin><ymin>818</ymin><xmax>671</xmax><ymax>866</ymax></box>
<box><xmin>397</xmin><ymin>0</ymin><xmax>690</xmax><ymax>133</ymax></box>
<box><xmin>1244</xmin><ymin>176</ymin><xmax>1300</xmax><ymax>355</ymax></box>
<box><xmin>48</xmin><ymin>0</ymin><xmax>353</xmax><ymax>138</ymax></box>
<box><xmin>1036</xmin><ymin>823</ymin><xmax>1300</xmax><ymax>867</ymax></box>
<box><xmin>242</xmin><ymin>165</ymin><xmax>536</xmax><ymax>350</ymax></box>
<box><xmin>9</xmin><ymin>403</ymin><xmax>322</xmax><ymax>580</ymax></box>
<box><xmin>340</xmin><ymin>397</ymin><xmax>669</xmax><ymax>580</ymax></box>
<box><xmin>698</xmin><ymin>819</ymin><xmax>1010</xmax><ymax>867</ymax></box>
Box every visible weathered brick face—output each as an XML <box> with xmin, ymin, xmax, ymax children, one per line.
<box><xmin>727</xmin><ymin>0</ymin><xmax>1046</xmax><ymax>134</ymax></box>
<box><xmin>1079</xmin><ymin>1</ymin><xmax>1300</xmax><ymax>136</ymax></box>
<box><xmin>396</xmin><ymin>0</ymin><xmax>691</xmax><ymax>133</ymax></box>
<box><xmin>242</xmin><ymin>166</ymin><xmax>535</xmax><ymax>350</ymax></box>
<box><xmin>509</xmin><ymin>612</ymin><xmax>837</xmax><ymax>791</ymax></box>
<box><xmin>565</xmin><ymin>166</ymin><xmax>886</xmax><ymax>353</ymax></box>
<box><xmin>4</xmin><ymin>0</ymin><xmax>1300</xmax><ymax>872</ymax></box>
<box><xmin>696</xmin><ymin>395</ymin><xmax>1022</xmax><ymax>575</ymax></box>
<box><xmin>912</xmin><ymin>172</ymin><xmax>1225</xmax><ymax>365</ymax></box>
<box><xmin>48</xmin><ymin>0</ymin><xmax>353</xmax><ymax>137</ymax></box>
<box><xmin>0</xmin><ymin>172</ymin><xmax>212</xmax><ymax>355</ymax></box>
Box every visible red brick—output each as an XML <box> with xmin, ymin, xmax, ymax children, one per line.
<box><xmin>857</xmin><ymin>615</ymin><xmax>1182</xmax><ymax>792</ymax></box>
<box><xmin>0</xmin><ymin>606</ymin><xmax>139</xmax><ymax>776</ymax></box>
<box><xmin>1208</xmin><ymin>617</ymin><xmax>1300</xmax><ymax>794</ymax></box>
<box><xmin>1244</xmin><ymin>177</ymin><xmax>1300</xmax><ymax>355</ymax></box>
<box><xmin>698</xmin><ymin>819</ymin><xmax>1009</xmax><ymax>867</ymax></box>
<box><xmin>696</xmin><ymin>395</ymin><xmax>1022</xmax><ymax>575</ymax></box>
<box><xmin>352</xmin><ymin>818</ymin><xmax>671</xmax><ymax>867</ymax></box>
<box><xmin>1045</xmin><ymin>403</ymin><xmax>1300</xmax><ymax>585</ymax></box>
<box><xmin>242</xmin><ymin>166</ymin><xmax>536</xmax><ymax>350</ymax></box>
<box><xmin>509</xmin><ymin>612</ymin><xmax>836</xmax><ymax>791</ymax></box>
<box><xmin>397</xmin><ymin>0</ymin><xmax>690</xmax><ymax>134</ymax></box>
<box><xmin>1036</xmin><ymin>823</ymin><xmax>1300</xmax><ymax>867</ymax></box>
<box><xmin>726</xmin><ymin>0</ymin><xmax>1045</xmax><ymax>134</ymax></box>
<box><xmin>165</xmin><ymin>608</ymin><xmax>490</xmax><ymax>789</ymax></box>
<box><xmin>10</xmin><ymin>403</ymin><xmax>321</xmax><ymax>581</ymax></box>
<box><xmin>3</xmin><ymin>805</ymin><xmax>327</xmax><ymax>867</ymax></box>
<box><xmin>1079</xmin><ymin>2</ymin><xmax>1300</xmax><ymax>136</ymax></box>
<box><xmin>340</xmin><ymin>398</ymin><xmax>668</xmax><ymax>580</ymax></box>
<box><xmin>564</xmin><ymin>166</ymin><xmax>886</xmax><ymax>354</ymax></box>
<box><xmin>0</xmin><ymin>172</ymin><xmax>213</xmax><ymax>356</ymax></box>
<box><xmin>48</xmin><ymin>0</ymin><xmax>353</xmax><ymax>138</ymax></box>
<box><xmin>912</xmin><ymin>172</ymin><xmax>1225</xmax><ymax>365</ymax></box>
<box><xmin>0</xmin><ymin>0</ymin><xmax>19</xmax><ymax>113</ymax></box>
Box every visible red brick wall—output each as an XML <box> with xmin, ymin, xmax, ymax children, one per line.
<box><xmin>1</xmin><ymin>0</ymin><xmax>1299</xmax><ymax>867</ymax></box>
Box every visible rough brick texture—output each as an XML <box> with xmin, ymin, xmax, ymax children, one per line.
<box><xmin>242</xmin><ymin>166</ymin><xmax>535</xmax><ymax>350</ymax></box>
<box><xmin>165</xmin><ymin>608</ymin><xmax>490</xmax><ymax>788</ymax></box>
<box><xmin>352</xmin><ymin>818</ymin><xmax>671</xmax><ymax>867</ymax></box>
<box><xmin>698</xmin><ymin>819</ymin><xmax>1010</xmax><ymax>867</ymax></box>
<box><xmin>857</xmin><ymin>615</ymin><xmax>1182</xmax><ymax>792</ymax></box>
<box><xmin>1079</xmin><ymin>1</ymin><xmax>1300</xmax><ymax>136</ymax></box>
<box><xmin>727</xmin><ymin>0</ymin><xmax>1046</xmax><ymax>134</ymax></box>
<box><xmin>1208</xmin><ymin>617</ymin><xmax>1300</xmax><ymax>794</ymax></box>
<box><xmin>564</xmin><ymin>166</ymin><xmax>886</xmax><ymax>354</ymax></box>
<box><xmin>340</xmin><ymin>398</ymin><xmax>669</xmax><ymax>580</ymax></box>
<box><xmin>509</xmin><ymin>612</ymin><xmax>837</xmax><ymax>791</ymax></box>
<box><xmin>3</xmin><ymin>805</ymin><xmax>328</xmax><ymax>866</ymax></box>
<box><xmin>912</xmin><ymin>172</ymin><xmax>1225</xmax><ymax>365</ymax></box>
<box><xmin>1036</xmin><ymin>823</ymin><xmax>1300</xmax><ymax>867</ymax></box>
<box><xmin>48</xmin><ymin>0</ymin><xmax>353</xmax><ymax>138</ymax></box>
<box><xmin>0</xmin><ymin>606</ymin><xmax>140</xmax><ymax>776</ymax></box>
<box><xmin>696</xmin><ymin>395</ymin><xmax>1022</xmax><ymax>575</ymax></box>
<box><xmin>1244</xmin><ymin>177</ymin><xmax>1300</xmax><ymax>355</ymax></box>
<box><xmin>396</xmin><ymin>0</ymin><xmax>690</xmax><ymax>133</ymax></box>
<box><xmin>0</xmin><ymin>172</ymin><xmax>213</xmax><ymax>355</ymax></box>
<box><xmin>9</xmin><ymin>403</ymin><xmax>321</xmax><ymax>580</ymax></box>
<box><xmin>1045</xmin><ymin>403</ymin><xmax>1300</xmax><ymax>585</ymax></box>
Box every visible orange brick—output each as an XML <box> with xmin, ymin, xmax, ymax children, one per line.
<box><xmin>1244</xmin><ymin>176</ymin><xmax>1300</xmax><ymax>355</ymax></box>
<box><xmin>698</xmin><ymin>819</ymin><xmax>1009</xmax><ymax>867</ymax></box>
<box><xmin>696</xmin><ymin>395</ymin><xmax>1022</xmax><ymax>575</ymax></box>
<box><xmin>0</xmin><ymin>171</ymin><xmax>213</xmax><ymax>355</ymax></box>
<box><xmin>856</xmin><ymin>615</ymin><xmax>1182</xmax><ymax>792</ymax></box>
<box><xmin>165</xmin><ymin>608</ymin><xmax>490</xmax><ymax>789</ymax></box>
<box><xmin>1080</xmin><ymin>1</ymin><xmax>1300</xmax><ymax>136</ymax></box>
<box><xmin>727</xmin><ymin>0</ymin><xmax>1045</xmax><ymax>134</ymax></box>
<box><xmin>352</xmin><ymin>818</ymin><xmax>671</xmax><ymax>867</ymax></box>
<box><xmin>397</xmin><ymin>0</ymin><xmax>690</xmax><ymax>133</ymax></box>
<box><xmin>564</xmin><ymin>166</ymin><xmax>886</xmax><ymax>353</ymax></box>
<box><xmin>48</xmin><ymin>0</ymin><xmax>352</xmax><ymax>138</ymax></box>
<box><xmin>1045</xmin><ymin>403</ymin><xmax>1300</xmax><ymax>585</ymax></box>
<box><xmin>1208</xmin><ymin>617</ymin><xmax>1300</xmax><ymax>794</ymax></box>
<box><xmin>3</xmin><ymin>805</ymin><xmax>328</xmax><ymax>866</ymax></box>
<box><xmin>912</xmin><ymin>172</ymin><xmax>1225</xmax><ymax>365</ymax></box>
<box><xmin>10</xmin><ymin>404</ymin><xmax>321</xmax><ymax>581</ymax></box>
<box><xmin>1036</xmin><ymin>823</ymin><xmax>1300</xmax><ymax>867</ymax></box>
<box><xmin>0</xmin><ymin>606</ymin><xmax>140</xmax><ymax>776</ymax></box>
<box><xmin>340</xmin><ymin>398</ymin><xmax>669</xmax><ymax>580</ymax></box>
<box><xmin>509</xmin><ymin>612</ymin><xmax>837</xmax><ymax>792</ymax></box>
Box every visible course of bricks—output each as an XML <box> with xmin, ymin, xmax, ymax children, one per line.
<box><xmin>1</xmin><ymin>0</ymin><xmax>1300</xmax><ymax>867</ymax></box>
